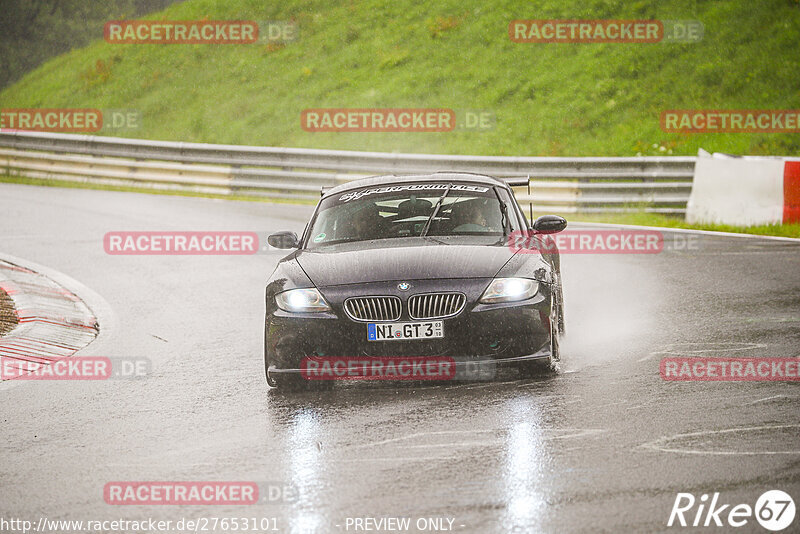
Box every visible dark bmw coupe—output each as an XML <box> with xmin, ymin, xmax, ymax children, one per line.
<box><xmin>264</xmin><ymin>172</ymin><xmax>567</xmax><ymax>389</ymax></box>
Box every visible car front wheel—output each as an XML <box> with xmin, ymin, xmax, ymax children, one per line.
<box><xmin>518</xmin><ymin>296</ymin><xmax>560</xmax><ymax>378</ymax></box>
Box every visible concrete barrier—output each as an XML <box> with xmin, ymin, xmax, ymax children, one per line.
<box><xmin>686</xmin><ymin>152</ymin><xmax>800</xmax><ymax>226</ymax></box>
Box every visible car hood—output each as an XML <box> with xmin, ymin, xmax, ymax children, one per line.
<box><xmin>296</xmin><ymin>239</ymin><xmax>517</xmax><ymax>287</ymax></box>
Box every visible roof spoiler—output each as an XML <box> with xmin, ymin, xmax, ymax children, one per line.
<box><xmin>503</xmin><ymin>177</ymin><xmax>533</xmax><ymax>223</ymax></box>
<box><xmin>322</xmin><ymin>179</ymin><xmax>529</xmax><ymax>195</ymax></box>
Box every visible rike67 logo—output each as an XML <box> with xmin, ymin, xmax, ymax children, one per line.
<box><xmin>668</xmin><ymin>490</ymin><xmax>796</xmax><ymax>531</ymax></box>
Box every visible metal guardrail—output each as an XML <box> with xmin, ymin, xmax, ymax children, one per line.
<box><xmin>0</xmin><ymin>131</ymin><xmax>696</xmax><ymax>214</ymax></box>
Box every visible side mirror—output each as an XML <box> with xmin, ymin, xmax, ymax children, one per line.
<box><xmin>268</xmin><ymin>231</ymin><xmax>299</xmax><ymax>249</ymax></box>
<box><xmin>532</xmin><ymin>215</ymin><xmax>567</xmax><ymax>234</ymax></box>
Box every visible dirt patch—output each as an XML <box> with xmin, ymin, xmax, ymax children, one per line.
<box><xmin>0</xmin><ymin>287</ymin><xmax>18</xmax><ymax>336</ymax></box>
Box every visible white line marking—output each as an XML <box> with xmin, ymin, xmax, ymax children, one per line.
<box><xmin>638</xmin><ymin>342</ymin><xmax>767</xmax><ymax>362</ymax></box>
<box><xmin>639</xmin><ymin>424</ymin><xmax>800</xmax><ymax>455</ymax></box>
<box><xmin>746</xmin><ymin>395</ymin><xmax>794</xmax><ymax>405</ymax></box>
<box><xmin>337</xmin><ymin>456</ymin><xmax>460</xmax><ymax>462</ymax></box>
<box><xmin>576</xmin><ymin>222</ymin><xmax>800</xmax><ymax>243</ymax></box>
<box><xmin>349</xmin><ymin>428</ymin><xmax>605</xmax><ymax>450</ymax></box>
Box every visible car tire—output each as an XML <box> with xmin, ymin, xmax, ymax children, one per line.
<box><xmin>556</xmin><ymin>281</ymin><xmax>566</xmax><ymax>337</ymax></box>
<box><xmin>518</xmin><ymin>294</ymin><xmax>561</xmax><ymax>378</ymax></box>
<box><xmin>550</xmin><ymin>293</ymin><xmax>562</xmax><ymax>364</ymax></box>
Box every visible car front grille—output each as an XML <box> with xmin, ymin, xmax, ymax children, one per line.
<box><xmin>408</xmin><ymin>292</ymin><xmax>466</xmax><ymax>320</ymax></box>
<box><xmin>344</xmin><ymin>296</ymin><xmax>402</xmax><ymax>322</ymax></box>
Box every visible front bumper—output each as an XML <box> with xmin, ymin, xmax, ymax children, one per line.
<box><xmin>265</xmin><ymin>278</ymin><xmax>554</xmax><ymax>381</ymax></box>
<box><xmin>266</xmin><ymin>344</ymin><xmax>554</xmax><ymax>383</ymax></box>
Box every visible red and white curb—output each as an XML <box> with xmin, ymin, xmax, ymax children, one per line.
<box><xmin>687</xmin><ymin>154</ymin><xmax>800</xmax><ymax>226</ymax></box>
<box><xmin>0</xmin><ymin>259</ymin><xmax>98</xmax><ymax>380</ymax></box>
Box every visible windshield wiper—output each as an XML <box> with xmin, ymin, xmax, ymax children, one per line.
<box><xmin>420</xmin><ymin>183</ymin><xmax>452</xmax><ymax>237</ymax></box>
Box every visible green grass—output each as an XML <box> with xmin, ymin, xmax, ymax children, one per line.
<box><xmin>0</xmin><ymin>174</ymin><xmax>317</xmax><ymax>205</ymax></box>
<box><xmin>568</xmin><ymin>212</ymin><xmax>800</xmax><ymax>238</ymax></box>
<box><xmin>0</xmin><ymin>1</ymin><xmax>179</xmax><ymax>90</ymax></box>
<box><xmin>1</xmin><ymin>0</ymin><xmax>799</xmax><ymax>156</ymax></box>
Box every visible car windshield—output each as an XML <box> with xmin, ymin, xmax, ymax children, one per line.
<box><xmin>305</xmin><ymin>181</ymin><xmax>519</xmax><ymax>248</ymax></box>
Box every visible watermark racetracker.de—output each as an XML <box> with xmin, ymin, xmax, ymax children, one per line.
<box><xmin>102</xmin><ymin>231</ymin><xmax>300</xmax><ymax>255</ymax></box>
<box><xmin>103</xmin><ymin>481</ymin><xmax>296</xmax><ymax>505</ymax></box>
<box><xmin>301</xmin><ymin>356</ymin><xmax>498</xmax><ymax>381</ymax></box>
<box><xmin>509</xmin><ymin>19</ymin><xmax>703</xmax><ymax>43</ymax></box>
<box><xmin>1</xmin><ymin>357</ymin><xmax>150</xmax><ymax>381</ymax></box>
<box><xmin>660</xmin><ymin>357</ymin><xmax>800</xmax><ymax>382</ymax></box>
<box><xmin>103</xmin><ymin>20</ymin><xmax>298</xmax><ymax>44</ymax></box>
<box><xmin>661</xmin><ymin>110</ymin><xmax>800</xmax><ymax>133</ymax></box>
<box><xmin>0</xmin><ymin>108</ymin><xmax>141</xmax><ymax>133</ymax></box>
<box><xmin>300</xmin><ymin>108</ymin><xmax>495</xmax><ymax>132</ymax></box>
<box><xmin>508</xmin><ymin>229</ymin><xmax>700</xmax><ymax>254</ymax></box>
<box><xmin>0</xmin><ymin>109</ymin><xmax>102</xmax><ymax>132</ymax></box>
<box><xmin>301</xmin><ymin>108</ymin><xmax>456</xmax><ymax>132</ymax></box>
<box><xmin>0</xmin><ymin>517</ymin><xmax>280</xmax><ymax>534</ymax></box>
<box><xmin>302</xmin><ymin>356</ymin><xmax>455</xmax><ymax>381</ymax></box>
<box><xmin>104</xmin><ymin>20</ymin><xmax>258</xmax><ymax>44</ymax></box>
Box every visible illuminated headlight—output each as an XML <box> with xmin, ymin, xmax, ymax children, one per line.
<box><xmin>275</xmin><ymin>288</ymin><xmax>331</xmax><ymax>313</ymax></box>
<box><xmin>480</xmin><ymin>278</ymin><xmax>538</xmax><ymax>304</ymax></box>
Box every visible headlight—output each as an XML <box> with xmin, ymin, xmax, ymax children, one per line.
<box><xmin>480</xmin><ymin>278</ymin><xmax>538</xmax><ymax>304</ymax></box>
<box><xmin>275</xmin><ymin>288</ymin><xmax>331</xmax><ymax>313</ymax></box>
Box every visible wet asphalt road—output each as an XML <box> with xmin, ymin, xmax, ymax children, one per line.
<box><xmin>1</xmin><ymin>182</ymin><xmax>799</xmax><ymax>534</ymax></box>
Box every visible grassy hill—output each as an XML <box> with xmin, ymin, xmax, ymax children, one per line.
<box><xmin>0</xmin><ymin>0</ymin><xmax>180</xmax><ymax>90</ymax></box>
<box><xmin>1</xmin><ymin>0</ymin><xmax>799</xmax><ymax>156</ymax></box>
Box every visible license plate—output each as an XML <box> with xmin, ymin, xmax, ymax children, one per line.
<box><xmin>367</xmin><ymin>321</ymin><xmax>444</xmax><ymax>341</ymax></box>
